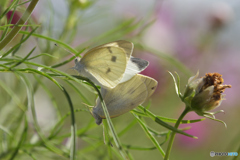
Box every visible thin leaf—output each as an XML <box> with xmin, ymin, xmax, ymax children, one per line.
<box><xmin>21</xmin><ymin>149</ymin><xmax>37</xmax><ymax>160</ymax></box>
<box><xmin>0</xmin><ymin>125</ymin><xmax>13</xmax><ymax>137</ymax></box>
<box><xmin>10</xmin><ymin>47</ymin><xmax>36</xmax><ymax>68</ymax></box>
<box><xmin>18</xmin><ymin>72</ymin><xmax>69</xmax><ymax>157</ymax></box>
<box><xmin>61</xmin><ymin>87</ymin><xmax>77</xmax><ymax>160</ymax></box>
<box><xmin>9</xmin><ymin>116</ymin><xmax>28</xmax><ymax>160</ymax></box>
<box><xmin>0</xmin><ymin>0</ymin><xmax>19</xmax><ymax>41</ymax></box>
<box><xmin>123</xmin><ymin>144</ymin><xmax>156</xmax><ymax>151</ymax></box>
<box><xmin>156</xmin><ymin>116</ymin><xmax>205</xmax><ymax>124</ymax></box>
<box><xmin>76</xmin><ymin>118</ymin><xmax>96</xmax><ymax>137</ymax></box>
<box><xmin>118</xmin><ymin>119</ymin><xmax>137</xmax><ymax>137</ymax></box>
<box><xmin>0</xmin><ymin>79</ymin><xmax>26</xmax><ymax>111</ymax></box>
<box><xmin>12</xmin><ymin>26</ymin><xmax>29</xmax><ymax>56</ymax></box>
<box><xmin>102</xmin><ymin>120</ymin><xmax>113</xmax><ymax>159</ymax></box>
<box><xmin>138</xmin><ymin>105</ymin><xmax>197</xmax><ymax>139</ymax></box>
<box><xmin>15</xmin><ymin>0</ymin><xmax>32</xmax><ymax>7</ymax></box>
<box><xmin>48</xmin><ymin>109</ymin><xmax>88</xmax><ymax>140</ymax></box>
<box><xmin>1</xmin><ymin>27</ymin><xmax>38</xmax><ymax>58</ymax></box>
<box><xmin>132</xmin><ymin>109</ymin><xmax>205</xmax><ymax>124</ymax></box>
<box><xmin>87</xmin><ymin>80</ymin><xmax>130</xmax><ymax>160</ymax></box>
<box><xmin>27</xmin><ymin>53</ymin><xmax>58</xmax><ymax>60</ymax></box>
<box><xmin>174</xmin><ymin>71</ymin><xmax>183</xmax><ymax>99</ymax></box>
<box><xmin>131</xmin><ymin>109</ymin><xmax>148</xmax><ymax>117</ymax></box>
<box><xmin>0</xmin><ymin>0</ymin><xmax>39</xmax><ymax>50</ymax></box>
<box><xmin>0</xmin><ymin>0</ymin><xmax>18</xmax><ymax>20</ymax></box>
<box><xmin>64</xmin><ymin>80</ymin><xmax>91</xmax><ymax>104</ymax></box>
<box><xmin>168</xmin><ymin>71</ymin><xmax>180</xmax><ymax>97</ymax></box>
<box><xmin>0</xmin><ymin>24</ymin><xmax>40</xmax><ymax>28</ymax></box>
<box><xmin>132</xmin><ymin>113</ymin><xmax>165</xmax><ymax>157</ymax></box>
<box><xmin>32</xmin><ymin>74</ymin><xmax>61</xmax><ymax>119</ymax></box>
<box><xmin>16</xmin><ymin>30</ymin><xmax>78</xmax><ymax>54</ymax></box>
<box><xmin>51</xmin><ymin>48</ymin><xmax>85</xmax><ymax>68</ymax></box>
<box><xmin>204</xmin><ymin>115</ymin><xmax>227</xmax><ymax>128</ymax></box>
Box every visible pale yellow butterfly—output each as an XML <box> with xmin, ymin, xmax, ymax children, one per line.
<box><xmin>91</xmin><ymin>74</ymin><xmax>158</xmax><ymax>125</ymax></box>
<box><xmin>73</xmin><ymin>40</ymin><xmax>149</xmax><ymax>88</ymax></box>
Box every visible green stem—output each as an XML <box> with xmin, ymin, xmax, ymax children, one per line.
<box><xmin>62</xmin><ymin>87</ymin><xmax>76</xmax><ymax>160</ymax></box>
<box><xmin>164</xmin><ymin>107</ymin><xmax>190</xmax><ymax>160</ymax></box>
<box><xmin>0</xmin><ymin>0</ymin><xmax>39</xmax><ymax>50</ymax></box>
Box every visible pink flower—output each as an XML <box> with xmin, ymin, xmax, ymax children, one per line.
<box><xmin>6</xmin><ymin>11</ymin><xmax>21</xmax><ymax>26</ymax></box>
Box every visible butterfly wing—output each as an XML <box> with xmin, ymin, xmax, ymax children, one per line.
<box><xmin>102</xmin><ymin>41</ymin><xmax>149</xmax><ymax>83</ymax></box>
<box><xmin>80</xmin><ymin>46</ymin><xmax>128</xmax><ymax>88</ymax></box>
<box><xmin>120</xmin><ymin>56</ymin><xmax>149</xmax><ymax>83</ymax></box>
<box><xmin>92</xmin><ymin>74</ymin><xmax>151</xmax><ymax>124</ymax></box>
<box><xmin>77</xmin><ymin>40</ymin><xmax>134</xmax><ymax>88</ymax></box>
<box><xmin>88</xmin><ymin>40</ymin><xmax>133</xmax><ymax>61</ymax></box>
<box><xmin>139</xmin><ymin>74</ymin><xmax>158</xmax><ymax>99</ymax></box>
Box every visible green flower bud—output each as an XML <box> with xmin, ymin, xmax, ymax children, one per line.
<box><xmin>70</xmin><ymin>0</ymin><xmax>92</xmax><ymax>9</ymax></box>
<box><xmin>183</xmin><ymin>72</ymin><xmax>231</xmax><ymax>116</ymax></box>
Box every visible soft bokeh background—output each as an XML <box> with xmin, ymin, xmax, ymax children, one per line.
<box><xmin>1</xmin><ymin>0</ymin><xmax>240</xmax><ymax>159</ymax></box>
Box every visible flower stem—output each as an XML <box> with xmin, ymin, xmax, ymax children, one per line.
<box><xmin>164</xmin><ymin>107</ymin><xmax>190</xmax><ymax>160</ymax></box>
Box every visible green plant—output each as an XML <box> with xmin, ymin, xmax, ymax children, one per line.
<box><xmin>0</xmin><ymin>1</ymin><xmax>233</xmax><ymax>160</ymax></box>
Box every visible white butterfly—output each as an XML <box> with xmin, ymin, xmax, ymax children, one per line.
<box><xmin>73</xmin><ymin>40</ymin><xmax>149</xmax><ymax>88</ymax></box>
<box><xmin>91</xmin><ymin>74</ymin><xmax>158</xmax><ymax>125</ymax></box>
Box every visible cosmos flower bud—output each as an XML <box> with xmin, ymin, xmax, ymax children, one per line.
<box><xmin>183</xmin><ymin>72</ymin><xmax>231</xmax><ymax>116</ymax></box>
<box><xmin>209</xmin><ymin>2</ymin><xmax>233</xmax><ymax>30</ymax></box>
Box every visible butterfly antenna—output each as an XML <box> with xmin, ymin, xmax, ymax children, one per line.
<box><xmin>54</xmin><ymin>43</ymin><xmax>76</xmax><ymax>57</ymax></box>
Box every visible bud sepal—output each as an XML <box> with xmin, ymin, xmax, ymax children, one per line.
<box><xmin>169</xmin><ymin>71</ymin><xmax>231</xmax><ymax>127</ymax></box>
